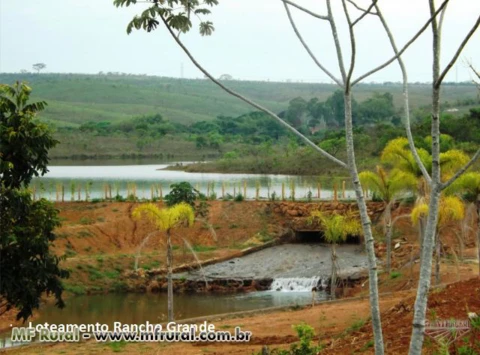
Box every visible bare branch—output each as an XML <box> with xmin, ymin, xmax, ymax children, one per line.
<box><xmin>327</xmin><ymin>0</ymin><xmax>347</xmax><ymax>83</ymax></box>
<box><xmin>283</xmin><ymin>2</ymin><xmax>343</xmax><ymax>87</ymax></box>
<box><xmin>346</xmin><ymin>0</ymin><xmax>378</xmax><ymax>15</ymax></box>
<box><xmin>375</xmin><ymin>3</ymin><xmax>432</xmax><ymax>185</ymax></box>
<box><xmin>435</xmin><ymin>15</ymin><xmax>480</xmax><ymax>88</ymax></box>
<box><xmin>342</xmin><ymin>0</ymin><xmax>356</xmax><ymax>89</ymax></box>
<box><xmin>159</xmin><ymin>15</ymin><xmax>348</xmax><ymax>169</ymax></box>
<box><xmin>352</xmin><ymin>0</ymin><xmax>449</xmax><ymax>86</ymax></box>
<box><xmin>441</xmin><ymin>148</ymin><xmax>480</xmax><ymax>190</ymax></box>
<box><xmin>469</xmin><ymin>61</ymin><xmax>480</xmax><ymax>81</ymax></box>
<box><xmin>351</xmin><ymin>0</ymin><xmax>379</xmax><ymax>27</ymax></box>
<box><xmin>281</xmin><ymin>0</ymin><xmax>329</xmax><ymax>20</ymax></box>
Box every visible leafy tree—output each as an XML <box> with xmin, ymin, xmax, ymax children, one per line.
<box><xmin>284</xmin><ymin>97</ymin><xmax>307</xmax><ymax>129</ymax></box>
<box><xmin>411</xmin><ymin>196</ymin><xmax>464</xmax><ymax>285</ymax></box>
<box><xmin>309</xmin><ymin>211</ymin><xmax>362</xmax><ymax>299</ymax></box>
<box><xmin>357</xmin><ymin>92</ymin><xmax>395</xmax><ymax>125</ymax></box>
<box><xmin>32</xmin><ymin>63</ymin><xmax>46</xmax><ymax>74</ymax></box>
<box><xmin>0</xmin><ymin>82</ymin><xmax>68</xmax><ymax>321</ymax></box>
<box><xmin>359</xmin><ymin>166</ymin><xmax>416</xmax><ymax>272</ymax></box>
<box><xmin>0</xmin><ymin>188</ymin><xmax>69</xmax><ymax>321</ymax></box>
<box><xmin>0</xmin><ymin>82</ymin><xmax>58</xmax><ymax>189</ymax></box>
<box><xmin>164</xmin><ymin>181</ymin><xmax>200</xmax><ymax>207</ymax></box>
<box><xmin>132</xmin><ymin>203</ymin><xmax>194</xmax><ymax>321</ymax></box>
<box><xmin>318</xmin><ymin>137</ymin><xmax>346</xmax><ymax>158</ymax></box>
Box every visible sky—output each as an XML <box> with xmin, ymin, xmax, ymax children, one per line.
<box><xmin>0</xmin><ymin>0</ymin><xmax>479</xmax><ymax>83</ymax></box>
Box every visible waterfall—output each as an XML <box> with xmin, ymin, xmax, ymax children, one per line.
<box><xmin>269</xmin><ymin>277</ymin><xmax>326</xmax><ymax>292</ymax></box>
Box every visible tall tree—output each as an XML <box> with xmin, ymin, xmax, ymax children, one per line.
<box><xmin>32</xmin><ymin>63</ymin><xmax>46</xmax><ymax>74</ymax></box>
<box><xmin>0</xmin><ymin>82</ymin><xmax>68</xmax><ymax>321</ymax></box>
<box><xmin>132</xmin><ymin>202</ymin><xmax>194</xmax><ymax>321</ymax></box>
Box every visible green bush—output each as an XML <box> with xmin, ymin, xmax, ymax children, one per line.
<box><xmin>269</xmin><ymin>323</ymin><xmax>322</xmax><ymax>355</ymax></box>
<box><xmin>164</xmin><ymin>182</ymin><xmax>199</xmax><ymax>207</ymax></box>
<box><xmin>390</xmin><ymin>271</ymin><xmax>402</xmax><ymax>279</ymax></box>
<box><xmin>234</xmin><ymin>193</ymin><xmax>244</xmax><ymax>202</ymax></box>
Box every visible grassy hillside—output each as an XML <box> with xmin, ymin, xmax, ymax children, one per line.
<box><xmin>1</xmin><ymin>73</ymin><xmax>477</xmax><ymax>128</ymax></box>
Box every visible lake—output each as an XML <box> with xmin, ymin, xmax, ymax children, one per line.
<box><xmin>31</xmin><ymin>161</ymin><xmax>356</xmax><ymax>201</ymax></box>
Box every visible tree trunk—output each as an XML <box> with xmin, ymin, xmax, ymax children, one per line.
<box><xmin>409</xmin><ymin>3</ymin><xmax>443</xmax><ymax>350</ymax></box>
<box><xmin>385</xmin><ymin>202</ymin><xmax>393</xmax><ymax>274</ymax></box>
<box><xmin>166</xmin><ymin>230</ymin><xmax>174</xmax><ymax>322</ymax></box>
<box><xmin>344</xmin><ymin>91</ymin><xmax>384</xmax><ymax>354</ymax></box>
<box><xmin>331</xmin><ymin>243</ymin><xmax>337</xmax><ymax>300</ymax></box>
<box><xmin>435</xmin><ymin>232</ymin><xmax>441</xmax><ymax>285</ymax></box>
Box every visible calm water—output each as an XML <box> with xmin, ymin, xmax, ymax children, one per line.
<box><xmin>0</xmin><ymin>291</ymin><xmax>327</xmax><ymax>347</ymax></box>
<box><xmin>31</xmin><ymin>162</ymin><xmax>355</xmax><ymax>201</ymax></box>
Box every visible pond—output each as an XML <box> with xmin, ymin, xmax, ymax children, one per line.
<box><xmin>31</xmin><ymin>162</ymin><xmax>356</xmax><ymax>201</ymax></box>
<box><xmin>0</xmin><ymin>290</ymin><xmax>327</xmax><ymax>348</ymax></box>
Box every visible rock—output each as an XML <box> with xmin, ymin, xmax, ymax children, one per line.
<box><xmin>394</xmin><ymin>242</ymin><xmax>401</xmax><ymax>250</ymax></box>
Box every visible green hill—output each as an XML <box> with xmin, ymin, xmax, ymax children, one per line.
<box><xmin>1</xmin><ymin>73</ymin><xmax>477</xmax><ymax>128</ymax></box>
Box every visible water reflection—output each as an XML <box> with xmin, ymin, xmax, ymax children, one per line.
<box><xmin>33</xmin><ymin>291</ymin><xmax>327</xmax><ymax>328</ymax></box>
<box><xmin>32</xmin><ymin>164</ymin><xmax>355</xmax><ymax>200</ymax></box>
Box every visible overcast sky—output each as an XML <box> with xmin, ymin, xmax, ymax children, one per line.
<box><xmin>1</xmin><ymin>0</ymin><xmax>479</xmax><ymax>83</ymax></box>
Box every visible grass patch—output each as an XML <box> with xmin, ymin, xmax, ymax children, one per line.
<box><xmin>108</xmin><ymin>341</ymin><xmax>127</xmax><ymax>353</ymax></box>
<box><xmin>87</xmin><ymin>266</ymin><xmax>104</xmax><ymax>281</ymax></box>
<box><xmin>346</xmin><ymin>318</ymin><xmax>366</xmax><ymax>333</ymax></box>
<box><xmin>359</xmin><ymin>339</ymin><xmax>374</xmax><ymax>352</ymax></box>
<box><xmin>192</xmin><ymin>245</ymin><xmax>217</xmax><ymax>252</ymax></box>
<box><xmin>64</xmin><ymin>249</ymin><xmax>77</xmax><ymax>258</ymax></box>
<box><xmin>79</xmin><ymin>216</ymin><xmax>95</xmax><ymax>225</ymax></box>
<box><xmin>63</xmin><ymin>283</ymin><xmax>86</xmax><ymax>295</ymax></box>
<box><xmin>390</xmin><ymin>271</ymin><xmax>402</xmax><ymax>279</ymax></box>
<box><xmin>104</xmin><ymin>270</ymin><xmax>120</xmax><ymax>279</ymax></box>
<box><xmin>77</xmin><ymin>229</ymin><xmax>93</xmax><ymax>238</ymax></box>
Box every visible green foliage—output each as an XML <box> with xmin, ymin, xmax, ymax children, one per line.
<box><xmin>359</xmin><ymin>165</ymin><xmax>417</xmax><ymax>203</ymax></box>
<box><xmin>132</xmin><ymin>202</ymin><xmax>195</xmax><ymax>232</ymax></box>
<box><xmin>108</xmin><ymin>340</ymin><xmax>127</xmax><ymax>353</ymax></box>
<box><xmin>309</xmin><ymin>211</ymin><xmax>362</xmax><ymax>244</ymax></box>
<box><xmin>270</xmin><ymin>323</ymin><xmax>322</xmax><ymax>355</ymax></box>
<box><xmin>390</xmin><ymin>271</ymin><xmax>402</xmax><ymax>279</ymax></box>
<box><xmin>164</xmin><ymin>181</ymin><xmax>199</xmax><ymax>207</ymax></box>
<box><xmin>0</xmin><ymin>82</ymin><xmax>58</xmax><ymax>189</ymax></box>
<box><xmin>192</xmin><ymin>245</ymin><xmax>217</xmax><ymax>252</ymax></box>
<box><xmin>114</xmin><ymin>0</ymin><xmax>218</xmax><ymax>37</ymax></box>
<box><xmin>0</xmin><ymin>188</ymin><xmax>69</xmax><ymax>321</ymax></box>
<box><xmin>234</xmin><ymin>193</ymin><xmax>244</xmax><ymax>202</ymax></box>
<box><xmin>62</xmin><ymin>283</ymin><xmax>86</xmax><ymax>296</ymax></box>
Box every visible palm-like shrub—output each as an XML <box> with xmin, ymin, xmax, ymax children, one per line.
<box><xmin>444</xmin><ymin>172</ymin><xmax>480</xmax><ymax>275</ymax></box>
<box><xmin>359</xmin><ymin>166</ymin><xmax>416</xmax><ymax>272</ymax></box>
<box><xmin>411</xmin><ymin>196</ymin><xmax>464</xmax><ymax>284</ymax></box>
<box><xmin>309</xmin><ymin>211</ymin><xmax>362</xmax><ymax>298</ymax></box>
<box><xmin>132</xmin><ymin>202</ymin><xmax>194</xmax><ymax>321</ymax></box>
